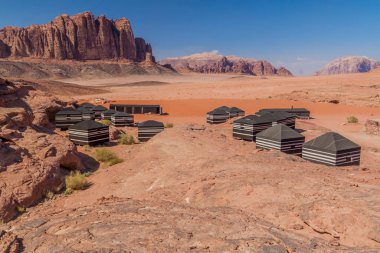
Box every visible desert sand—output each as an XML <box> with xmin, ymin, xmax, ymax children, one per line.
<box><xmin>3</xmin><ymin>72</ymin><xmax>380</xmax><ymax>252</ymax></box>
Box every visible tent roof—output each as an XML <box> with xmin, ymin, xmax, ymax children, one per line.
<box><xmin>258</xmin><ymin>108</ymin><xmax>310</xmax><ymax>113</ymax></box>
<box><xmin>92</xmin><ymin>105</ymin><xmax>107</xmax><ymax>111</ymax></box>
<box><xmin>79</xmin><ymin>102</ymin><xmax>95</xmax><ymax>108</ymax></box>
<box><xmin>303</xmin><ymin>132</ymin><xmax>360</xmax><ymax>152</ymax></box>
<box><xmin>102</xmin><ymin>109</ymin><xmax>117</xmax><ymax>115</ymax></box>
<box><xmin>69</xmin><ymin>120</ymin><xmax>108</xmax><ymax>130</ymax></box>
<box><xmin>113</xmin><ymin>112</ymin><xmax>132</xmax><ymax>117</ymax></box>
<box><xmin>229</xmin><ymin>107</ymin><xmax>245</xmax><ymax>113</ymax></box>
<box><xmin>77</xmin><ymin>107</ymin><xmax>94</xmax><ymax>113</ymax></box>
<box><xmin>216</xmin><ymin>106</ymin><xmax>231</xmax><ymax>112</ymax></box>
<box><xmin>207</xmin><ymin>108</ymin><xmax>229</xmax><ymax>115</ymax></box>
<box><xmin>138</xmin><ymin>120</ymin><xmax>164</xmax><ymax>127</ymax></box>
<box><xmin>256</xmin><ymin>124</ymin><xmax>304</xmax><ymax>140</ymax></box>
<box><xmin>56</xmin><ymin>108</ymin><xmax>81</xmax><ymax>115</ymax></box>
<box><xmin>234</xmin><ymin>112</ymin><xmax>291</xmax><ymax>125</ymax></box>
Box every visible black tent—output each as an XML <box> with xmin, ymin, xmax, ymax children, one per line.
<box><xmin>256</xmin><ymin>124</ymin><xmax>305</xmax><ymax>154</ymax></box>
<box><xmin>206</xmin><ymin>108</ymin><xmax>229</xmax><ymax>124</ymax></box>
<box><xmin>138</xmin><ymin>120</ymin><xmax>164</xmax><ymax>142</ymax></box>
<box><xmin>302</xmin><ymin>132</ymin><xmax>361</xmax><ymax>166</ymax></box>
<box><xmin>257</xmin><ymin>108</ymin><xmax>310</xmax><ymax>119</ymax></box>
<box><xmin>79</xmin><ymin>102</ymin><xmax>95</xmax><ymax>110</ymax></box>
<box><xmin>229</xmin><ymin>107</ymin><xmax>245</xmax><ymax>117</ymax></box>
<box><xmin>258</xmin><ymin>111</ymin><xmax>296</xmax><ymax>128</ymax></box>
<box><xmin>68</xmin><ymin>120</ymin><xmax>109</xmax><ymax>146</ymax></box>
<box><xmin>233</xmin><ymin>112</ymin><xmax>295</xmax><ymax>141</ymax></box>
<box><xmin>111</xmin><ymin>112</ymin><xmax>134</xmax><ymax>126</ymax></box>
<box><xmin>92</xmin><ymin>105</ymin><xmax>107</xmax><ymax>119</ymax></box>
<box><xmin>55</xmin><ymin>108</ymin><xmax>82</xmax><ymax>130</ymax></box>
<box><xmin>101</xmin><ymin>109</ymin><xmax>117</xmax><ymax>120</ymax></box>
<box><xmin>77</xmin><ymin>107</ymin><xmax>95</xmax><ymax>120</ymax></box>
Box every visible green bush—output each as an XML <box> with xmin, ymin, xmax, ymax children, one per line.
<box><xmin>100</xmin><ymin>119</ymin><xmax>111</xmax><ymax>126</ymax></box>
<box><xmin>94</xmin><ymin>149</ymin><xmax>123</xmax><ymax>166</ymax></box>
<box><xmin>119</xmin><ymin>134</ymin><xmax>135</xmax><ymax>145</ymax></box>
<box><xmin>165</xmin><ymin>123</ymin><xmax>174</xmax><ymax>128</ymax></box>
<box><xmin>16</xmin><ymin>206</ymin><xmax>26</xmax><ymax>214</ymax></box>
<box><xmin>347</xmin><ymin>116</ymin><xmax>359</xmax><ymax>124</ymax></box>
<box><xmin>65</xmin><ymin>171</ymin><xmax>89</xmax><ymax>193</ymax></box>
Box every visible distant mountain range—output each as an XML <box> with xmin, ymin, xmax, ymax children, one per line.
<box><xmin>159</xmin><ymin>51</ymin><xmax>293</xmax><ymax>77</ymax></box>
<box><xmin>317</xmin><ymin>56</ymin><xmax>379</xmax><ymax>75</ymax></box>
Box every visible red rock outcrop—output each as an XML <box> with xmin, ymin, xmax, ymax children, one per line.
<box><xmin>160</xmin><ymin>52</ymin><xmax>293</xmax><ymax>76</ymax></box>
<box><xmin>0</xmin><ymin>12</ymin><xmax>153</xmax><ymax>62</ymax></box>
<box><xmin>0</xmin><ymin>78</ymin><xmax>84</xmax><ymax>222</ymax></box>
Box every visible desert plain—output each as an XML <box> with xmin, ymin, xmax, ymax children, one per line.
<box><xmin>2</xmin><ymin>72</ymin><xmax>380</xmax><ymax>252</ymax></box>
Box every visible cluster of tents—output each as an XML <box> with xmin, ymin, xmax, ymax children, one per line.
<box><xmin>206</xmin><ymin>106</ymin><xmax>245</xmax><ymax>124</ymax></box>
<box><xmin>55</xmin><ymin>102</ymin><xmax>164</xmax><ymax>145</ymax></box>
<box><xmin>207</xmin><ymin>107</ymin><xmax>361</xmax><ymax>166</ymax></box>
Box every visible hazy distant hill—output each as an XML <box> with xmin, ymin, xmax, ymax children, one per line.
<box><xmin>317</xmin><ymin>56</ymin><xmax>379</xmax><ymax>75</ymax></box>
<box><xmin>159</xmin><ymin>51</ymin><xmax>293</xmax><ymax>76</ymax></box>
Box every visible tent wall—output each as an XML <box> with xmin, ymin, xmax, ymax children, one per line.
<box><xmin>69</xmin><ymin>127</ymin><xmax>109</xmax><ymax>146</ymax></box>
<box><xmin>138</xmin><ymin>126</ymin><xmax>164</xmax><ymax>142</ymax></box>
<box><xmin>302</xmin><ymin>147</ymin><xmax>361</xmax><ymax>166</ymax></box>
<box><xmin>256</xmin><ymin>137</ymin><xmax>305</xmax><ymax>154</ymax></box>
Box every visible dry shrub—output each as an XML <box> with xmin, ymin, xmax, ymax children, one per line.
<box><xmin>65</xmin><ymin>171</ymin><xmax>89</xmax><ymax>194</ymax></box>
<box><xmin>165</xmin><ymin>123</ymin><xmax>174</xmax><ymax>128</ymax></box>
<box><xmin>119</xmin><ymin>134</ymin><xmax>135</xmax><ymax>145</ymax></box>
<box><xmin>347</xmin><ymin>116</ymin><xmax>359</xmax><ymax>124</ymax></box>
<box><xmin>94</xmin><ymin>149</ymin><xmax>123</xmax><ymax>166</ymax></box>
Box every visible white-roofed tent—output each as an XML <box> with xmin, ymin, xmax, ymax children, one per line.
<box><xmin>256</xmin><ymin>124</ymin><xmax>305</xmax><ymax>154</ymax></box>
<box><xmin>302</xmin><ymin>132</ymin><xmax>361</xmax><ymax>166</ymax></box>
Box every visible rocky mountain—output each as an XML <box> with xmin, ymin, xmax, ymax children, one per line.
<box><xmin>0</xmin><ymin>12</ymin><xmax>153</xmax><ymax>62</ymax></box>
<box><xmin>317</xmin><ymin>56</ymin><xmax>379</xmax><ymax>75</ymax></box>
<box><xmin>159</xmin><ymin>51</ymin><xmax>293</xmax><ymax>76</ymax></box>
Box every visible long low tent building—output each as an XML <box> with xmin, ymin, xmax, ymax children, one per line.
<box><xmin>111</xmin><ymin>112</ymin><xmax>134</xmax><ymax>126</ymax></box>
<box><xmin>55</xmin><ymin>108</ymin><xmax>83</xmax><ymax>130</ymax></box>
<box><xmin>68</xmin><ymin>120</ymin><xmax>109</xmax><ymax>146</ymax></box>
<box><xmin>101</xmin><ymin>109</ymin><xmax>117</xmax><ymax>120</ymax></box>
<box><xmin>256</xmin><ymin>124</ymin><xmax>305</xmax><ymax>154</ymax></box>
<box><xmin>92</xmin><ymin>105</ymin><xmax>107</xmax><ymax>119</ymax></box>
<box><xmin>229</xmin><ymin>107</ymin><xmax>245</xmax><ymax>117</ymax></box>
<box><xmin>138</xmin><ymin>120</ymin><xmax>164</xmax><ymax>142</ymax></box>
<box><xmin>233</xmin><ymin>112</ymin><xmax>295</xmax><ymax>141</ymax></box>
<box><xmin>207</xmin><ymin>108</ymin><xmax>230</xmax><ymax>124</ymax></box>
<box><xmin>257</xmin><ymin>108</ymin><xmax>310</xmax><ymax>119</ymax></box>
<box><xmin>110</xmin><ymin>104</ymin><xmax>162</xmax><ymax>114</ymax></box>
<box><xmin>302</xmin><ymin>132</ymin><xmax>361</xmax><ymax>166</ymax></box>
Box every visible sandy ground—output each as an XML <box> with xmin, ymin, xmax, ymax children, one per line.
<box><xmin>4</xmin><ymin>73</ymin><xmax>380</xmax><ymax>251</ymax></box>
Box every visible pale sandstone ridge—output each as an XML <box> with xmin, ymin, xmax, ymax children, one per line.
<box><xmin>317</xmin><ymin>56</ymin><xmax>379</xmax><ymax>75</ymax></box>
<box><xmin>0</xmin><ymin>78</ymin><xmax>84</xmax><ymax>222</ymax></box>
<box><xmin>0</xmin><ymin>12</ymin><xmax>153</xmax><ymax>62</ymax></box>
<box><xmin>159</xmin><ymin>51</ymin><xmax>293</xmax><ymax>76</ymax></box>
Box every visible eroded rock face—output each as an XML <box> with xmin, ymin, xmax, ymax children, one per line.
<box><xmin>317</xmin><ymin>56</ymin><xmax>379</xmax><ymax>75</ymax></box>
<box><xmin>0</xmin><ymin>12</ymin><xmax>153</xmax><ymax>62</ymax></box>
<box><xmin>159</xmin><ymin>51</ymin><xmax>293</xmax><ymax>76</ymax></box>
<box><xmin>0</xmin><ymin>78</ymin><xmax>84</xmax><ymax>222</ymax></box>
<box><xmin>365</xmin><ymin>119</ymin><xmax>380</xmax><ymax>135</ymax></box>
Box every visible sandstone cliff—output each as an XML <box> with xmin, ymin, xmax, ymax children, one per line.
<box><xmin>0</xmin><ymin>78</ymin><xmax>84</xmax><ymax>222</ymax></box>
<box><xmin>0</xmin><ymin>12</ymin><xmax>153</xmax><ymax>62</ymax></box>
<box><xmin>159</xmin><ymin>51</ymin><xmax>293</xmax><ymax>76</ymax></box>
<box><xmin>317</xmin><ymin>56</ymin><xmax>379</xmax><ymax>75</ymax></box>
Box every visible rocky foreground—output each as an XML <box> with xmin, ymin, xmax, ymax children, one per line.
<box><xmin>0</xmin><ymin>78</ymin><xmax>84</xmax><ymax>222</ymax></box>
<box><xmin>1</xmin><ymin>118</ymin><xmax>380</xmax><ymax>252</ymax></box>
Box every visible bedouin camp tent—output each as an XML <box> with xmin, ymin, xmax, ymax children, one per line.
<box><xmin>101</xmin><ymin>109</ymin><xmax>117</xmax><ymax>120</ymax></box>
<box><xmin>229</xmin><ymin>107</ymin><xmax>245</xmax><ymax>117</ymax></box>
<box><xmin>232</xmin><ymin>112</ymin><xmax>295</xmax><ymax>141</ymax></box>
<box><xmin>256</xmin><ymin>124</ymin><xmax>305</xmax><ymax>154</ymax></box>
<box><xmin>206</xmin><ymin>108</ymin><xmax>230</xmax><ymax>124</ymax></box>
<box><xmin>92</xmin><ymin>105</ymin><xmax>107</xmax><ymax>119</ymax></box>
<box><xmin>137</xmin><ymin>120</ymin><xmax>164</xmax><ymax>142</ymax></box>
<box><xmin>257</xmin><ymin>108</ymin><xmax>310</xmax><ymax>119</ymax></box>
<box><xmin>79</xmin><ymin>102</ymin><xmax>95</xmax><ymax>110</ymax></box>
<box><xmin>68</xmin><ymin>120</ymin><xmax>109</xmax><ymax>146</ymax></box>
<box><xmin>77</xmin><ymin>107</ymin><xmax>95</xmax><ymax>120</ymax></box>
<box><xmin>302</xmin><ymin>132</ymin><xmax>361</xmax><ymax>166</ymax></box>
<box><xmin>55</xmin><ymin>108</ymin><xmax>82</xmax><ymax>130</ymax></box>
<box><xmin>111</xmin><ymin>112</ymin><xmax>134</xmax><ymax>127</ymax></box>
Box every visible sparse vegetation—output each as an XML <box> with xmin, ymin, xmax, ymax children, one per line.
<box><xmin>347</xmin><ymin>116</ymin><xmax>359</xmax><ymax>124</ymax></box>
<box><xmin>165</xmin><ymin>123</ymin><xmax>174</xmax><ymax>128</ymax></box>
<box><xmin>84</xmin><ymin>145</ymin><xmax>92</xmax><ymax>152</ymax></box>
<box><xmin>94</xmin><ymin>149</ymin><xmax>123</xmax><ymax>166</ymax></box>
<box><xmin>44</xmin><ymin>190</ymin><xmax>54</xmax><ymax>199</ymax></box>
<box><xmin>119</xmin><ymin>133</ymin><xmax>135</xmax><ymax>145</ymax></box>
<box><xmin>100</xmin><ymin>119</ymin><xmax>112</xmax><ymax>126</ymax></box>
<box><xmin>65</xmin><ymin>171</ymin><xmax>89</xmax><ymax>194</ymax></box>
<box><xmin>16</xmin><ymin>206</ymin><xmax>26</xmax><ymax>214</ymax></box>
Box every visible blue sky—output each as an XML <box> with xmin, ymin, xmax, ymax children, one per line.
<box><xmin>0</xmin><ymin>0</ymin><xmax>379</xmax><ymax>75</ymax></box>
